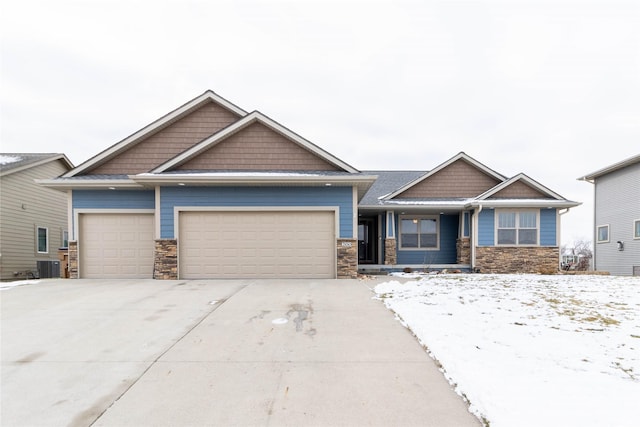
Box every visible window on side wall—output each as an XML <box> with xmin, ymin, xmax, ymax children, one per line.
<box><xmin>399</xmin><ymin>216</ymin><xmax>439</xmax><ymax>250</ymax></box>
<box><xmin>62</xmin><ymin>230</ymin><xmax>69</xmax><ymax>248</ymax></box>
<box><xmin>36</xmin><ymin>226</ymin><xmax>48</xmax><ymax>253</ymax></box>
<box><xmin>496</xmin><ymin>210</ymin><xmax>538</xmax><ymax>245</ymax></box>
<box><xmin>634</xmin><ymin>220</ymin><xmax>640</xmax><ymax>239</ymax></box>
<box><xmin>596</xmin><ymin>224</ymin><xmax>609</xmax><ymax>243</ymax></box>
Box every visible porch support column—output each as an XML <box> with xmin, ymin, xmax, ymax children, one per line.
<box><xmin>384</xmin><ymin>210</ymin><xmax>397</xmax><ymax>265</ymax></box>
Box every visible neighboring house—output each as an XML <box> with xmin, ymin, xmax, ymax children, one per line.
<box><xmin>0</xmin><ymin>153</ymin><xmax>74</xmax><ymax>280</ymax></box>
<box><xmin>579</xmin><ymin>154</ymin><xmax>640</xmax><ymax>276</ymax></box>
<box><xmin>40</xmin><ymin>91</ymin><xmax>579</xmax><ymax>280</ymax></box>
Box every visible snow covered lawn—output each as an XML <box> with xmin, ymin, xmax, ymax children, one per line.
<box><xmin>374</xmin><ymin>274</ymin><xmax>640</xmax><ymax>427</ymax></box>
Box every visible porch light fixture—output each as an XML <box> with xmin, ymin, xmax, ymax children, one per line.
<box><xmin>617</xmin><ymin>241</ymin><xmax>624</xmax><ymax>251</ymax></box>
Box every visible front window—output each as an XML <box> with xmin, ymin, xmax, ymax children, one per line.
<box><xmin>62</xmin><ymin>230</ymin><xmax>69</xmax><ymax>248</ymax></box>
<box><xmin>37</xmin><ymin>227</ymin><xmax>48</xmax><ymax>253</ymax></box>
<box><xmin>634</xmin><ymin>220</ymin><xmax>640</xmax><ymax>239</ymax></box>
<box><xmin>597</xmin><ymin>225</ymin><xmax>609</xmax><ymax>243</ymax></box>
<box><xmin>496</xmin><ymin>210</ymin><xmax>538</xmax><ymax>245</ymax></box>
<box><xmin>400</xmin><ymin>216</ymin><xmax>439</xmax><ymax>249</ymax></box>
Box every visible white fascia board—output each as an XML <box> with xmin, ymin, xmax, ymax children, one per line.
<box><xmin>131</xmin><ymin>173</ymin><xmax>377</xmax><ymax>186</ymax></box>
<box><xmin>578</xmin><ymin>153</ymin><xmax>640</xmax><ymax>181</ymax></box>
<box><xmin>465</xmin><ymin>199</ymin><xmax>581</xmax><ymax>209</ymax></box>
<box><xmin>151</xmin><ymin>111</ymin><xmax>360</xmax><ymax>174</ymax></box>
<box><xmin>382</xmin><ymin>152</ymin><xmax>506</xmax><ymax>200</ymax></box>
<box><xmin>36</xmin><ymin>178</ymin><xmax>143</xmax><ymax>191</ymax></box>
<box><xmin>131</xmin><ymin>173</ymin><xmax>377</xmax><ymax>201</ymax></box>
<box><xmin>477</xmin><ymin>173</ymin><xmax>566</xmax><ymax>201</ymax></box>
<box><xmin>63</xmin><ymin>91</ymin><xmax>247</xmax><ymax>178</ymax></box>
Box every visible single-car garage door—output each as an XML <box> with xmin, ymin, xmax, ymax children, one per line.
<box><xmin>79</xmin><ymin>213</ymin><xmax>155</xmax><ymax>279</ymax></box>
<box><xmin>179</xmin><ymin>210</ymin><xmax>335</xmax><ymax>279</ymax></box>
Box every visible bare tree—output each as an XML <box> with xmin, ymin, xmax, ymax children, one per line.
<box><xmin>573</xmin><ymin>239</ymin><xmax>593</xmax><ymax>271</ymax></box>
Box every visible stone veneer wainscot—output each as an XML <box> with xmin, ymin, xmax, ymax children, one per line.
<box><xmin>337</xmin><ymin>238</ymin><xmax>358</xmax><ymax>279</ymax></box>
<box><xmin>154</xmin><ymin>239</ymin><xmax>178</xmax><ymax>280</ymax></box>
<box><xmin>475</xmin><ymin>246</ymin><xmax>559</xmax><ymax>274</ymax></box>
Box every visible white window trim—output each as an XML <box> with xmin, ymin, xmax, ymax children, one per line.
<box><xmin>634</xmin><ymin>219</ymin><xmax>640</xmax><ymax>240</ymax></box>
<box><xmin>596</xmin><ymin>224</ymin><xmax>610</xmax><ymax>243</ymax></box>
<box><xmin>36</xmin><ymin>226</ymin><xmax>49</xmax><ymax>254</ymax></box>
<box><xmin>494</xmin><ymin>209</ymin><xmax>540</xmax><ymax>247</ymax></box>
<box><xmin>398</xmin><ymin>215</ymin><xmax>440</xmax><ymax>251</ymax></box>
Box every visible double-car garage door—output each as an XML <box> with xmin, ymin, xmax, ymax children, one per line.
<box><xmin>79</xmin><ymin>210</ymin><xmax>335</xmax><ymax>279</ymax></box>
<box><xmin>179</xmin><ymin>211</ymin><xmax>335</xmax><ymax>279</ymax></box>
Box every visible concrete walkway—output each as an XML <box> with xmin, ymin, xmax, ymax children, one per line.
<box><xmin>1</xmin><ymin>279</ymin><xmax>481</xmax><ymax>426</ymax></box>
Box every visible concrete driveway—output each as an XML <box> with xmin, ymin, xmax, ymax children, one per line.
<box><xmin>1</xmin><ymin>279</ymin><xmax>480</xmax><ymax>427</ymax></box>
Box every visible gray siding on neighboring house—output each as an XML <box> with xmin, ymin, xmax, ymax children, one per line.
<box><xmin>593</xmin><ymin>162</ymin><xmax>640</xmax><ymax>276</ymax></box>
<box><xmin>0</xmin><ymin>159</ymin><xmax>70</xmax><ymax>280</ymax></box>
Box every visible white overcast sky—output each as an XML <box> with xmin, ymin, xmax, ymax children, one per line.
<box><xmin>2</xmin><ymin>0</ymin><xmax>639</xmax><ymax>246</ymax></box>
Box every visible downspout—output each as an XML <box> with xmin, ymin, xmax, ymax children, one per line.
<box><xmin>471</xmin><ymin>204</ymin><xmax>483</xmax><ymax>271</ymax></box>
<box><xmin>558</xmin><ymin>208</ymin><xmax>571</xmax><ymax>270</ymax></box>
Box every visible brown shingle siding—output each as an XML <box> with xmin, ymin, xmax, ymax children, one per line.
<box><xmin>490</xmin><ymin>181</ymin><xmax>548</xmax><ymax>199</ymax></box>
<box><xmin>396</xmin><ymin>159</ymin><xmax>501</xmax><ymax>198</ymax></box>
<box><xmin>87</xmin><ymin>102</ymin><xmax>239</xmax><ymax>175</ymax></box>
<box><xmin>176</xmin><ymin>122</ymin><xmax>341</xmax><ymax>171</ymax></box>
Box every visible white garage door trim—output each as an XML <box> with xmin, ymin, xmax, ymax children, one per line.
<box><xmin>175</xmin><ymin>206</ymin><xmax>339</xmax><ymax>279</ymax></box>
<box><xmin>75</xmin><ymin>209</ymin><xmax>155</xmax><ymax>279</ymax></box>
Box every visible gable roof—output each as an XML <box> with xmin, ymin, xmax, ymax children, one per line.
<box><xmin>578</xmin><ymin>153</ymin><xmax>640</xmax><ymax>182</ymax></box>
<box><xmin>0</xmin><ymin>153</ymin><xmax>73</xmax><ymax>177</ymax></box>
<box><xmin>476</xmin><ymin>173</ymin><xmax>565</xmax><ymax>200</ymax></box>
<box><xmin>381</xmin><ymin>152</ymin><xmax>506</xmax><ymax>200</ymax></box>
<box><xmin>63</xmin><ymin>90</ymin><xmax>247</xmax><ymax>178</ymax></box>
<box><xmin>358</xmin><ymin>157</ymin><xmax>579</xmax><ymax>210</ymax></box>
<box><xmin>464</xmin><ymin>173</ymin><xmax>579</xmax><ymax>208</ymax></box>
<box><xmin>150</xmin><ymin>111</ymin><xmax>359</xmax><ymax>174</ymax></box>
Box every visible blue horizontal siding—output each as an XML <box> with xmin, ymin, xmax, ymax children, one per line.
<box><xmin>72</xmin><ymin>189</ymin><xmax>155</xmax><ymax>209</ymax></box>
<box><xmin>540</xmin><ymin>209</ymin><xmax>557</xmax><ymax>246</ymax></box>
<box><xmin>478</xmin><ymin>209</ymin><xmax>495</xmax><ymax>246</ymax></box>
<box><xmin>396</xmin><ymin>214</ymin><xmax>458</xmax><ymax>264</ymax></box>
<box><xmin>160</xmin><ymin>186</ymin><xmax>353</xmax><ymax>238</ymax></box>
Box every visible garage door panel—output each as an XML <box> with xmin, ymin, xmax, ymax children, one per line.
<box><xmin>80</xmin><ymin>213</ymin><xmax>154</xmax><ymax>279</ymax></box>
<box><xmin>179</xmin><ymin>211</ymin><xmax>335</xmax><ymax>279</ymax></box>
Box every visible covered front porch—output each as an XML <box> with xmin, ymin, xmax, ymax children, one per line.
<box><xmin>357</xmin><ymin>208</ymin><xmax>472</xmax><ymax>274</ymax></box>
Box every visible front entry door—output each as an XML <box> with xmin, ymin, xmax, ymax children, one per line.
<box><xmin>358</xmin><ymin>217</ymin><xmax>377</xmax><ymax>264</ymax></box>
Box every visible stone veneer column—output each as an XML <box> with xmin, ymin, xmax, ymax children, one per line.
<box><xmin>475</xmin><ymin>246</ymin><xmax>559</xmax><ymax>274</ymax></box>
<box><xmin>384</xmin><ymin>238</ymin><xmax>397</xmax><ymax>265</ymax></box>
<box><xmin>68</xmin><ymin>241</ymin><xmax>78</xmax><ymax>279</ymax></box>
<box><xmin>456</xmin><ymin>237</ymin><xmax>471</xmax><ymax>264</ymax></box>
<box><xmin>154</xmin><ymin>239</ymin><xmax>178</xmax><ymax>280</ymax></box>
<box><xmin>336</xmin><ymin>238</ymin><xmax>358</xmax><ymax>279</ymax></box>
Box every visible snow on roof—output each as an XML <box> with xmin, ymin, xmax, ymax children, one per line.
<box><xmin>0</xmin><ymin>155</ymin><xmax>22</xmax><ymax>165</ymax></box>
